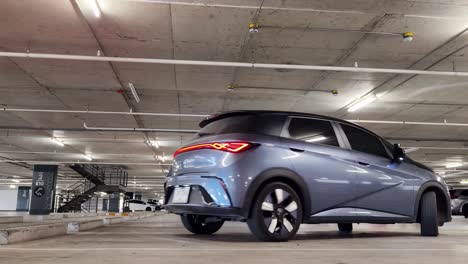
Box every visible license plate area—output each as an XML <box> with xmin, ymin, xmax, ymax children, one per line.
<box><xmin>172</xmin><ymin>186</ymin><xmax>191</xmax><ymax>204</ymax></box>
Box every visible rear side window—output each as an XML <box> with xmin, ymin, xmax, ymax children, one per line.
<box><xmin>341</xmin><ymin>124</ymin><xmax>389</xmax><ymax>158</ymax></box>
<box><xmin>287</xmin><ymin>118</ymin><xmax>339</xmax><ymax>147</ymax></box>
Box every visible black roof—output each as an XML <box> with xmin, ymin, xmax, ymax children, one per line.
<box><xmin>199</xmin><ymin>110</ymin><xmax>355</xmax><ymax>128</ymax></box>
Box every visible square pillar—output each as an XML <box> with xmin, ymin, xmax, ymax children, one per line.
<box><xmin>108</xmin><ymin>192</ymin><xmax>120</xmax><ymax>213</ymax></box>
<box><xmin>30</xmin><ymin>165</ymin><xmax>58</xmax><ymax>215</ymax></box>
<box><xmin>16</xmin><ymin>186</ymin><xmax>31</xmax><ymax>211</ymax></box>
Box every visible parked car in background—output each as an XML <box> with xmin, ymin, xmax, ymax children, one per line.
<box><xmin>125</xmin><ymin>199</ymin><xmax>154</xmax><ymax>212</ymax></box>
<box><xmin>164</xmin><ymin>111</ymin><xmax>452</xmax><ymax>242</ymax></box>
<box><xmin>451</xmin><ymin>189</ymin><xmax>468</xmax><ymax>217</ymax></box>
<box><xmin>147</xmin><ymin>201</ymin><xmax>162</xmax><ymax>211</ymax></box>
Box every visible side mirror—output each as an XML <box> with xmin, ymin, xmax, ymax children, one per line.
<box><xmin>392</xmin><ymin>144</ymin><xmax>406</xmax><ymax>164</ymax></box>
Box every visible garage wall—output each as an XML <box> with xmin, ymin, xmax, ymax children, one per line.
<box><xmin>0</xmin><ymin>189</ymin><xmax>18</xmax><ymax>210</ymax></box>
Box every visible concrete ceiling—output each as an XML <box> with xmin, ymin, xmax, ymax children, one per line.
<box><xmin>1</xmin><ymin>0</ymin><xmax>468</xmax><ymax>194</ymax></box>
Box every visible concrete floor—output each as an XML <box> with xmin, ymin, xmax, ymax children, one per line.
<box><xmin>1</xmin><ymin>213</ymin><xmax>468</xmax><ymax>263</ymax></box>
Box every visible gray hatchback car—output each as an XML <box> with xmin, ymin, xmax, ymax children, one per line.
<box><xmin>164</xmin><ymin>111</ymin><xmax>451</xmax><ymax>241</ymax></box>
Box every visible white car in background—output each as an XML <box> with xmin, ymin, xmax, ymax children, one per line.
<box><xmin>126</xmin><ymin>199</ymin><xmax>155</xmax><ymax>212</ymax></box>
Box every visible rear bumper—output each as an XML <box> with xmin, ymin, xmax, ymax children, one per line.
<box><xmin>164</xmin><ymin>175</ymin><xmax>245</xmax><ymax>219</ymax></box>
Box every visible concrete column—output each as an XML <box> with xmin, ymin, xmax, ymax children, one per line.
<box><xmin>102</xmin><ymin>198</ymin><xmax>108</xmax><ymax>212</ymax></box>
<box><xmin>30</xmin><ymin>165</ymin><xmax>58</xmax><ymax>215</ymax></box>
<box><xmin>108</xmin><ymin>192</ymin><xmax>120</xmax><ymax>213</ymax></box>
<box><xmin>16</xmin><ymin>186</ymin><xmax>31</xmax><ymax>211</ymax></box>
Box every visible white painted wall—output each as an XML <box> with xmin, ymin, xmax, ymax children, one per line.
<box><xmin>0</xmin><ymin>190</ymin><xmax>18</xmax><ymax>210</ymax></box>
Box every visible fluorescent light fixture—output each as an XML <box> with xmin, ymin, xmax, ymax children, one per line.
<box><xmin>128</xmin><ymin>82</ymin><xmax>140</xmax><ymax>103</ymax></box>
<box><xmin>446</xmin><ymin>162</ymin><xmax>463</xmax><ymax>169</ymax></box>
<box><xmin>404</xmin><ymin>147</ymin><xmax>419</xmax><ymax>153</ymax></box>
<box><xmin>306</xmin><ymin>136</ymin><xmax>327</xmax><ymax>143</ymax></box>
<box><xmin>149</xmin><ymin>140</ymin><xmax>159</xmax><ymax>149</ymax></box>
<box><xmin>144</xmin><ymin>187</ymin><xmax>149</xmax><ymax>190</ymax></box>
<box><xmin>9</xmin><ymin>185</ymin><xmax>16</xmax><ymax>189</ymax></box>
<box><xmin>348</xmin><ymin>94</ymin><xmax>377</xmax><ymax>112</ymax></box>
<box><xmin>12</xmin><ymin>179</ymin><xmax>20</xmax><ymax>183</ymax></box>
<box><xmin>461</xmin><ymin>180</ymin><xmax>468</xmax><ymax>185</ymax></box>
<box><xmin>51</xmin><ymin>138</ymin><xmax>64</xmax><ymax>147</ymax></box>
<box><xmin>90</xmin><ymin>0</ymin><xmax>101</xmax><ymax>18</ymax></box>
<box><xmin>84</xmin><ymin>154</ymin><xmax>93</xmax><ymax>161</ymax></box>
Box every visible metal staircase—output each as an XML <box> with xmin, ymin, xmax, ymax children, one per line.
<box><xmin>57</xmin><ymin>164</ymin><xmax>128</xmax><ymax>212</ymax></box>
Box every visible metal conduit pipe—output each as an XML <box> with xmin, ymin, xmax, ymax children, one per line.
<box><xmin>83</xmin><ymin>123</ymin><xmax>200</xmax><ymax>133</ymax></box>
<box><xmin>0</xmin><ymin>160</ymin><xmax>173</xmax><ymax>165</ymax></box>
<box><xmin>128</xmin><ymin>0</ymin><xmax>369</xmax><ymax>14</ymax></box>
<box><xmin>4</xmin><ymin>107</ymin><xmax>468</xmax><ymax>128</ymax></box>
<box><xmin>1</xmin><ymin>51</ymin><xmax>468</xmax><ymax>76</ymax></box>
<box><xmin>1</xmin><ymin>107</ymin><xmax>209</xmax><ymax>118</ymax></box>
<box><xmin>83</xmin><ymin>120</ymin><xmax>468</xmax><ymax>132</ymax></box>
<box><xmin>348</xmin><ymin>119</ymin><xmax>468</xmax><ymax>127</ymax></box>
<box><xmin>0</xmin><ymin>151</ymin><xmax>164</xmax><ymax>156</ymax></box>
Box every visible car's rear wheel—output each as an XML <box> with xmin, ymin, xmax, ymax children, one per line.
<box><xmin>462</xmin><ymin>204</ymin><xmax>468</xmax><ymax>218</ymax></box>
<box><xmin>247</xmin><ymin>182</ymin><xmax>303</xmax><ymax>242</ymax></box>
<box><xmin>180</xmin><ymin>214</ymin><xmax>224</xmax><ymax>235</ymax></box>
<box><xmin>420</xmin><ymin>191</ymin><xmax>439</xmax><ymax>236</ymax></box>
<box><xmin>338</xmin><ymin>223</ymin><xmax>353</xmax><ymax>234</ymax></box>
<box><xmin>145</xmin><ymin>207</ymin><xmax>152</xmax><ymax>211</ymax></box>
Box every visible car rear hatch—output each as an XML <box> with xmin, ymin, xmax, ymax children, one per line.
<box><xmin>170</xmin><ymin>112</ymin><xmax>286</xmax><ymax>176</ymax></box>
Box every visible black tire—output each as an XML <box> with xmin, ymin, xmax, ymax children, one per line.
<box><xmin>462</xmin><ymin>204</ymin><xmax>468</xmax><ymax>218</ymax></box>
<box><xmin>338</xmin><ymin>223</ymin><xmax>353</xmax><ymax>234</ymax></box>
<box><xmin>123</xmin><ymin>207</ymin><xmax>130</xmax><ymax>212</ymax></box>
<box><xmin>420</xmin><ymin>191</ymin><xmax>439</xmax><ymax>237</ymax></box>
<box><xmin>247</xmin><ymin>182</ymin><xmax>303</xmax><ymax>242</ymax></box>
<box><xmin>180</xmin><ymin>214</ymin><xmax>224</xmax><ymax>235</ymax></box>
<box><xmin>145</xmin><ymin>207</ymin><xmax>152</xmax><ymax>211</ymax></box>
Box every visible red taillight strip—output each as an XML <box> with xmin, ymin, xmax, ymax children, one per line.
<box><xmin>173</xmin><ymin>142</ymin><xmax>252</xmax><ymax>157</ymax></box>
<box><xmin>224</xmin><ymin>143</ymin><xmax>250</xmax><ymax>152</ymax></box>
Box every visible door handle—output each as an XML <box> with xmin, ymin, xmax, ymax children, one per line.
<box><xmin>289</xmin><ymin>147</ymin><xmax>305</xmax><ymax>152</ymax></box>
<box><xmin>357</xmin><ymin>161</ymin><xmax>370</xmax><ymax>167</ymax></box>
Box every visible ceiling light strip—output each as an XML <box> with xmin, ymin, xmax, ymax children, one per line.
<box><xmin>1</xmin><ymin>51</ymin><xmax>468</xmax><ymax>77</ymax></box>
<box><xmin>128</xmin><ymin>83</ymin><xmax>140</xmax><ymax>103</ymax></box>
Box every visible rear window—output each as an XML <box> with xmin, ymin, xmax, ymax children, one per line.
<box><xmin>197</xmin><ymin>114</ymin><xmax>286</xmax><ymax>137</ymax></box>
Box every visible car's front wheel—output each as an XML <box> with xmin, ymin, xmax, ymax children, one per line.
<box><xmin>180</xmin><ymin>214</ymin><xmax>224</xmax><ymax>235</ymax></box>
<box><xmin>420</xmin><ymin>191</ymin><xmax>439</xmax><ymax>236</ymax></box>
<box><xmin>247</xmin><ymin>182</ymin><xmax>303</xmax><ymax>242</ymax></box>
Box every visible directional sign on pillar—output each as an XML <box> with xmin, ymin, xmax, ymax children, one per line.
<box><xmin>30</xmin><ymin>165</ymin><xmax>58</xmax><ymax>215</ymax></box>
